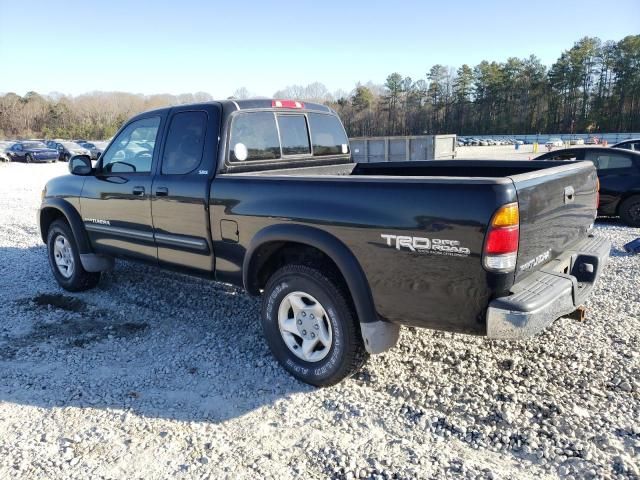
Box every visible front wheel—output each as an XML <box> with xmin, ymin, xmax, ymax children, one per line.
<box><xmin>47</xmin><ymin>220</ymin><xmax>100</xmax><ymax>291</ymax></box>
<box><xmin>261</xmin><ymin>264</ymin><xmax>368</xmax><ymax>387</ymax></box>
<box><xmin>619</xmin><ymin>195</ymin><xmax>640</xmax><ymax>227</ymax></box>
<box><xmin>25</xmin><ymin>154</ymin><xmax>33</xmax><ymax>163</ymax></box>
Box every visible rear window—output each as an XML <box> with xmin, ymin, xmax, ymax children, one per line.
<box><xmin>308</xmin><ymin>113</ymin><xmax>349</xmax><ymax>156</ymax></box>
<box><xmin>230</xmin><ymin>112</ymin><xmax>280</xmax><ymax>162</ymax></box>
<box><xmin>228</xmin><ymin>111</ymin><xmax>348</xmax><ymax>162</ymax></box>
<box><xmin>277</xmin><ymin>114</ymin><xmax>310</xmax><ymax>155</ymax></box>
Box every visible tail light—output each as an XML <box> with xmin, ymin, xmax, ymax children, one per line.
<box><xmin>483</xmin><ymin>202</ymin><xmax>519</xmax><ymax>272</ymax></box>
<box><xmin>272</xmin><ymin>100</ymin><xmax>304</xmax><ymax>109</ymax></box>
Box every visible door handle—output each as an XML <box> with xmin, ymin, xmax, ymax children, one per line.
<box><xmin>132</xmin><ymin>186</ymin><xmax>145</xmax><ymax>196</ymax></box>
<box><xmin>155</xmin><ymin>187</ymin><xmax>169</xmax><ymax>197</ymax></box>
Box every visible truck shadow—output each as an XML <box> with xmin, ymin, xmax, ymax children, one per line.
<box><xmin>0</xmin><ymin>245</ymin><xmax>309</xmax><ymax>424</ymax></box>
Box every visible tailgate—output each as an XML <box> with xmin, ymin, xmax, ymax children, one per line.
<box><xmin>510</xmin><ymin>161</ymin><xmax>598</xmax><ymax>282</ymax></box>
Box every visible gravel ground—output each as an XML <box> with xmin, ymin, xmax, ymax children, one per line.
<box><xmin>0</xmin><ymin>159</ymin><xmax>638</xmax><ymax>479</ymax></box>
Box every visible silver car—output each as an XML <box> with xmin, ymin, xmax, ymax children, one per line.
<box><xmin>76</xmin><ymin>141</ymin><xmax>103</xmax><ymax>160</ymax></box>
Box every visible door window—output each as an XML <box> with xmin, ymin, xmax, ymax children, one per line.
<box><xmin>161</xmin><ymin>111</ymin><xmax>207</xmax><ymax>174</ymax></box>
<box><xmin>101</xmin><ymin>116</ymin><xmax>160</xmax><ymax>173</ymax></box>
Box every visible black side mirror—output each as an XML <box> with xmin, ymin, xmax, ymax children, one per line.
<box><xmin>69</xmin><ymin>155</ymin><xmax>92</xmax><ymax>175</ymax></box>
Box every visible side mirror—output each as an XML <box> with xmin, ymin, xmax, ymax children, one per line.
<box><xmin>69</xmin><ymin>155</ymin><xmax>92</xmax><ymax>175</ymax></box>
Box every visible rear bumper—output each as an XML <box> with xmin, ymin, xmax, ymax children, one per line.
<box><xmin>486</xmin><ymin>234</ymin><xmax>610</xmax><ymax>339</ymax></box>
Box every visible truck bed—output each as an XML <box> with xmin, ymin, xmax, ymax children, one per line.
<box><xmin>214</xmin><ymin>159</ymin><xmax>598</xmax><ymax>334</ymax></box>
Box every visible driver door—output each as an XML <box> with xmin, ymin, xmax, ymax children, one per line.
<box><xmin>80</xmin><ymin>114</ymin><xmax>165</xmax><ymax>262</ymax></box>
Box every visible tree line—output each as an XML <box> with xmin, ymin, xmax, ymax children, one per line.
<box><xmin>0</xmin><ymin>35</ymin><xmax>638</xmax><ymax>140</ymax></box>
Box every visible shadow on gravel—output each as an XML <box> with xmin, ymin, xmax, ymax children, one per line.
<box><xmin>0</xmin><ymin>246</ymin><xmax>308</xmax><ymax>423</ymax></box>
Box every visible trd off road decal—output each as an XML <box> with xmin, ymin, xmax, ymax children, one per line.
<box><xmin>519</xmin><ymin>250</ymin><xmax>551</xmax><ymax>271</ymax></box>
<box><xmin>380</xmin><ymin>234</ymin><xmax>471</xmax><ymax>257</ymax></box>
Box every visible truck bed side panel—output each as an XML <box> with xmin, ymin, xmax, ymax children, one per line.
<box><xmin>210</xmin><ymin>176</ymin><xmax>515</xmax><ymax>335</ymax></box>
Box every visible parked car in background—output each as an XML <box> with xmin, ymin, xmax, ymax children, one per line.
<box><xmin>92</xmin><ymin>141</ymin><xmax>109</xmax><ymax>157</ymax></box>
<box><xmin>585</xmin><ymin>137</ymin><xmax>600</xmax><ymax>145</ymax></box>
<box><xmin>611</xmin><ymin>138</ymin><xmax>640</xmax><ymax>152</ymax></box>
<box><xmin>545</xmin><ymin>138</ymin><xmax>564</xmax><ymax>148</ymax></box>
<box><xmin>535</xmin><ymin>147</ymin><xmax>640</xmax><ymax>227</ymax></box>
<box><xmin>46</xmin><ymin>140</ymin><xmax>91</xmax><ymax>161</ymax></box>
<box><xmin>76</xmin><ymin>141</ymin><xmax>103</xmax><ymax>160</ymax></box>
<box><xmin>6</xmin><ymin>141</ymin><xmax>59</xmax><ymax>163</ymax></box>
<box><xmin>570</xmin><ymin>138</ymin><xmax>585</xmax><ymax>145</ymax></box>
<box><xmin>0</xmin><ymin>141</ymin><xmax>15</xmax><ymax>161</ymax></box>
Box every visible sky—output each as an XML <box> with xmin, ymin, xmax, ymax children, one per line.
<box><xmin>0</xmin><ymin>0</ymin><xmax>638</xmax><ymax>98</ymax></box>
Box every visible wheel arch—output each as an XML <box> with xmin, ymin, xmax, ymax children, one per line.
<box><xmin>243</xmin><ymin>224</ymin><xmax>379</xmax><ymax>326</ymax></box>
<box><xmin>39</xmin><ymin>199</ymin><xmax>92</xmax><ymax>254</ymax></box>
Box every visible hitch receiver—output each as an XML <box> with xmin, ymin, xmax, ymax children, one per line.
<box><xmin>567</xmin><ymin>306</ymin><xmax>587</xmax><ymax>322</ymax></box>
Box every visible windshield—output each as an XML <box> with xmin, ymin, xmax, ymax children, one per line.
<box><xmin>23</xmin><ymin>142</ymin><xmax>47</xmax><ymax>149</ymax></box>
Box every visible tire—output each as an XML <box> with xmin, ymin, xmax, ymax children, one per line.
<box><xmin>47</xmin><ymin>220</ymin><xmax>100</xmax><ymax>292</ymax></box>
<box><xmin>619</xmin><ymin>195</ymin><xmax>640</xmax><ymax>227</ymax></box>
<box><xmin>26</xmin><ymin>154</ymin><xmax>33</xmax><ymax>164</ymax></box>
<box><xmin>261</xmin><ymin>264</ymin><xmax>369</xmax><ymax>387</ymax></box>
<box><xmin>63</xmin><ymin>153</ymin><xmax>70</xmax><ymax>162</ymax></box>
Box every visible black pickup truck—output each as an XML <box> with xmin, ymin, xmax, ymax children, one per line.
<box><xmin>39</xmin><ymin>99</ymin><xmax>610</xmax><ymax>386</ymax></box>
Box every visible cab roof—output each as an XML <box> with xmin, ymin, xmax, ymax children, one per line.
<box><xmin>133</xmin><ymin>99</ymin><xmax>333</xmax><ymax>116</ymax></box>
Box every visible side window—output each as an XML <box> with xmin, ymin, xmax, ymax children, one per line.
<box><xmin>307</xmin><ymin>113</ymin><xmax>349</xmax><ymax>156</ymax></box>
<box><xmin>229</xmin><ymin>112</ymin><xmax>280</xmax><ymax>162</ymax></box>
<box><xmin>587</xmin><ymin>152</ymin><xmax>634</xmax><ymax>170</ymax></box>
<box><xmin>633</xmin><ymin>142</ymin><xmax>640</xmax><ymax>152</ymax></box>
<box><xmin>277</xmin><ymin>114</ymin><xmax>310</xmax><ymax>155</ymax></box>
<box><xmin>101</xmin><ymin>116</ymin><xmax>160</xmax><ymax>174</ymax></box>
<box><xmin>161</xmin><ymin>111</ymin><xmax>207</xmax><ymax>174</ymax></box>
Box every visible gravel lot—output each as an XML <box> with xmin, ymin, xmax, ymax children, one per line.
<box><xmin>0</xmin><ymin>153</ymin><xmax>638</xmax><ymax>479</ymax></box>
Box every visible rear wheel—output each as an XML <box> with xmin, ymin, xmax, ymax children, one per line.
<box><xmin>63</xmin><ymin>153</ymin><xmax>71</xmax><ymax>162</ymax></box>
<box><xmin>47</xmin><ymin>220</ymin><xmax>100</xmax><ymax>291</ymax></box>
<box><xmin>619</xmin><ymin>195</ymin><xmax>640</xmax><ymax>227</ymax></box>
<box><xmin>26</xmin><ymin>154</ymin><xmax>33</xmax><ymax>163</ymax></box>
<box><xmin>261</xmin><ymin>264</ymin><xmax>368</xmax><ymax>387</ymax></box>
